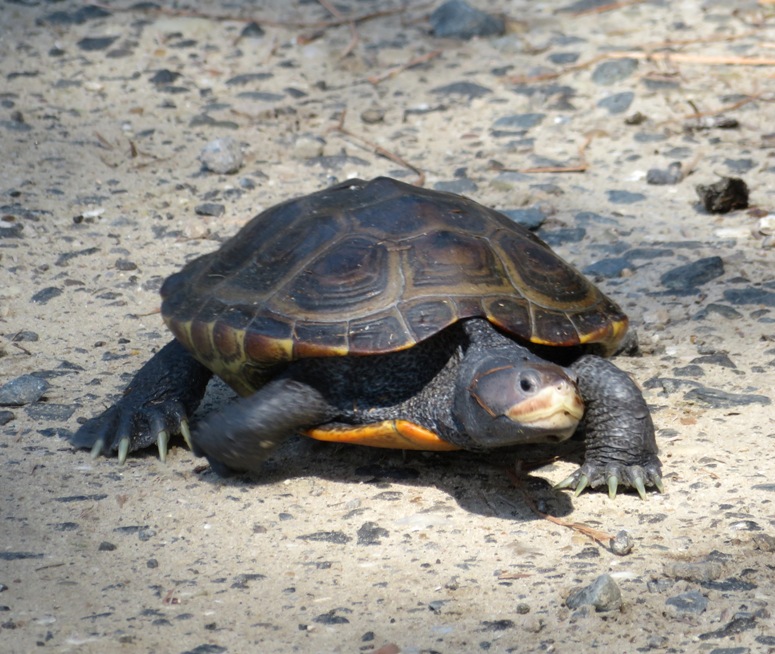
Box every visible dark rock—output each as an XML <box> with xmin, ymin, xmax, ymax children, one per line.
<box><xmin>647</xmin><ymin>162</ymin><xmax>684</xmax><ymax>185</ymax></box>
<box><xmin>313</xmin><ymin>608</ymin><xmax>351</xmax><ymax>624</ymax></box>
<box><xmin>31</xmin><ymin>287</ymin><xmax>62</xmax><ymax>304</ymax></box>
<box><xmin>194</xmin><ymin>203</ymin><xmax>225</xmax><ymax>217</ymax></box>
<box><xmin>691</xmin><ymin>353</ymin><xmax>736</xmax><ymax>368</ymax></box>
<box><xmin>597</xmin><ymin>91</ymin><xmax>634</xmax><ymax>114</ymax></box>
<box><xmin>539</xmin><ymin>227</ymin><xmax>586</xmax><ymax>246</ymax></box>
<box><xmin>0</xmin><ymin>410</ymin><xmax>14</xmax><ymax>425</ymax></box>
<box><xmin>548</xmin><ymin>52</ymin><xmax>580</xmax><ymax>65</ymax></box>
<box><xmin>701</xmin><ymin>578</ymin><xmax>757</xmax><ymax>592</ymax></box>
<box><xmin>565</xmin><ymin>574</ymin><xmax>622</xmax><ymax>612</ymax></box>
<box><xmin>241</xmin><ymin>22</ymin><xmax>265</xmax><ymax>38</ymax></box>
<box><xmin>591</xmin><ymin>58</ymin><xmax>639</xmax><ymax>85</ymax></box>
<box><xmin>226</xmin><ymin>72</ymin><xmax>273</xmax><ymax>86</ymax></box>
<box><xmin>480</xmin><ymin>620</ymin><xmax>514</xmax><ymax>631</ymax></box>
<box><xmin>634</xmin><ymin>131</ymin><xmax>668</xmax><ymax>143</ymax></box>
<box><xmin>665</xmin><ymin>590</ymin><xmax>708</xmax><ymax>616</ymax></box>
<box><xmin>500</xmin><ymin>208</ymin><xmax>546</xmax><ymax>230</ymax></box>
<box><xmin>661</xmin><ymin>256</ymin><xmax>724</xmax><ymax>291</ymax></box>
<box><xmin>684</xmin><ymin>387</ymin><xmax>770</xmax><ymax>408</ymax></box>
<box><xmin>77</xmin><ymin>36</ymin><xmax>119</xmax><ymax>52</ymax></box>
<box><xmin>583</xmin><ymin>257</ymin><xmax>632</xmax><ymax>279</ymax></box>
<box><xmin>149</xmin><ymin>69</ymin><xmax>181</xmax><ymax>85</ymax></box>
<box><xmin>356</xmin><ymin>522</ymin><xmax>389</xmax><ymax>546</ymax></box>
<box><xmin>56</xmin><ymin>247</ymin><xmax>100</xmax><ymax>266</ymax></box>
<box><xmin>723</xmin><ymin>287</ymin><xmax>775</xmax><ymax>307</ymax></box>
<box><xmin>430</xmin><ymin>0</ymin><xmax>505</xmax><ymax>39</ymax></box>
<box><xmin>297</xmin><ymin>531</ymin><xmax>352</xmax><ymax>544</ymax></box>
<box><xmin>25</xmin><ymin>403</ymin><xmax>75</xmax><ymax>421</ymax></box>
<box><xmin>641</xmin><ymin>77</ymin><xmax>680</xmax><ymax>90</ymax></box>
<box><xmin>230</xmin><ymin>573</ymin><xmax>266</xmax><ymax>589</ymax></box>
<box><xmin>115</xmin><ymin>258</ymin><xmax>137</xmax><ymax>271</ymax></box>
<box><xmin>493</xmin><ymin>113</ymin><xmax>545</xmax><ymax>129</ymax></box>
<box><xmin>693</xmin><ymin>303</ymin><xmax>743</xmax><ymax>320</ymax></box>
<box><xmin>0</xmin><ymin>552</ymin><xmax>44</xmax><ymax>561</ymax></box>
<box><xmin>39</xmin><ymin>5</ymin><xmax>111</xmax><ymax>26</ymax></box>
<box><xmin>698</xmin><ymin>616</ymin><xmax>757</xmax><ymax>641</ymax></box>
<box><xmin>696</xmin><ymin>177</ymin><xmax>749</xmax><ymax>213</ymax></box>
<box><xmin>431</xmin><ymin>81</ymin><xmax>492</xmax><ymax>99</ymax></box>
<box><xmin>673</xmin><ymin>364</ymin><xmax>704</xmax><ymax>377</ymax></box>
<box><xmin>235</xmin><ymin>91</ymin><xmax>284</xmax><ymax>102</ymax></box>
<box><xmin>606</xmin><ymin>190</ymin><xmax>645</xmax><ymax>204</ymax></box>
<box><xmin>724</xmin><ymin>158</ymin><xmax>755</xmax><ymax>174</ymax></box>
<box><xmin>98</xmin><ymin>541</ymin><xmax>117</xmax><ymax>552</ymax></box>
<box><xmin>0</xmin><ymin>375</ymin><xmax>49</xmax><ymax>406</ymax></box>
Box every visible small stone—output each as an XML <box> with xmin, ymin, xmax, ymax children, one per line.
<box><xmin>431</xmin><ymin>81</ymin><xmax>492</xmax><ymax>99</ymax></box>
<box><xmin>539</xmin><ymin>227</ymin><xmax>586</xmax><ymax>246</ymax></box>
<box><xmin>149</xmin><ymin>69</ymin><xmax>181</xmax><ymax>85</ymax></box>
<box><xmin>660</xmin><ymin>256</ymin><xmax>724</xmax><ymax>291</ymax></box>
<box><xmin>723</xmin><ymin>287</ymin><xmax>775</xmax><ymax>307</ymax></box>
<box><xmin>565</xmin><ymin>574</ymin><xmax>622</xmax><ymax>612</ymax></box>
<box><xmin>591</xmin><ymin>58</ymin><xmax>639</xmax><ymax>85</ymax></box>
<box><xmin>500</xmin><ymin>208</ymin><xmax>546</xmax><ymax>230</ymax></box>
<box><xmin>607</xmin><ymin>190</ymin><xmax>645</xmax><ymax>204</ymax></box>
<box><xmin>433</xmin><ymin>179</ymin><xmax>478</xmax><ymax>194</ymax></box>
<box><xmin>0</xmin><ymin>411</ymin><xmax>14</xmax><ymax>425</ymax></box>
<box><xmin>647</xmin><ymin>162</ymin><xmax>684</xmax><ymax>185</ymax></box>
<box><xmin>665</xmin><ymin>556</ymin><xmax>726</xmax><ymax>582</ymax></box>
<box><xmin>115</xmin><ymin>258</ymin><xmax>137</xmax><ymax>271</ymax></box>
<box><xmin>313</xmin><ymin>608</ymin><xmax>351</xmax><ymax>624</ymax></box>
<box><xmin>200</xmin><ymin>137</ymin><xmax>243</xmax><ymax>174</ymax></box>
<box><xmin>584</xmin><ymin>257</ymin><xmax>633</xmax><ymax>279</ymax></box>
<box><xmin>77</xmin><ymin>36</ymin><xmax>119</xmax><ymax>52</ymax></box>
<box><xmin>0</xmin><ymin>375</ymin><xmax>50</xmax><ymax>406</ymax></box>
<box><xmin>241</xmin><ymin>22</ymin><xmax>265</xmax><ymax>38</ymax></box>
<box><xmin>492</xmin><ymin>113</ymin><xmax>545</xmax><ymax>130</ymax></box>
<box><xmin>194</xmin><ymin>203</ymin><xmax>225</xmax><ymax>217</ymax></box>
<box><xmin>430</xmin><ymin>0</ymin><xmax>505</xmax><ymax>40</ymax></box>
<box><xmin>356</xmin><ymin>522</ymin><xmax>389</xmax><ymax>546</ymax></box>
<box><xmin>31</xmin><ymin>287</ymin><xmax>63</xmax><ymax>304</ymax></box>
<box><xmin>696</xmin><ymin>177</ymin><xmax>749</xmax><ymax>213</ymax></box>
<box><xmin>610</xmin><ymin>530</ymin><xmax>634</xmax><ymax>556</ymax></box>
<box><xmin>292</xmin><ymin>134</ymin><xmax>326</xmax><ymax>159</ymax></box>
<box><xmin>98</xmin><ymin>541</ymin><xmax>117</xmax><ymax>552</ymax></box>
<box><xmin>597</xmin><ymin>91</ymin><xmax>634</xmax><ymax>114</ymax></box>
<box><xmin>360</xmin><ymin>107</ymin><xmax>385</xmax><ymax>124</ymax></box>
<box><xmin>684</xmin><ymin>387</ymin><xmax>770</xmax><ymax>409</ymax></box>
<box><xmin>665</xmin><ymin>590</ymin><xmax>708</xmax><ymax>617</ymax></box>
<box><xmin>724</xmin><ymin>158</ymin><xmax>756</xmax><ymax>174</ymax></box>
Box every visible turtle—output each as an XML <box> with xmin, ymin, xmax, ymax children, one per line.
<box><xmin>72</xmin><ymin>177</ymin><xmax>662</xmax><ymax>498</ymax></box>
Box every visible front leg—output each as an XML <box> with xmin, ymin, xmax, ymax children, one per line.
<box><xmin>71</xmin><ymin>340</ymin><xmax>212</xmax><ymax>463</ymax></box>
<box><xmin>555</xmin><ymin>354</ymin><xmax>663</xmax><ymax>499</ymax></box>
<box><xmin>192</xmin><ymin>378</ymin><xmax>333</xmax><ymax>475</ymax></box>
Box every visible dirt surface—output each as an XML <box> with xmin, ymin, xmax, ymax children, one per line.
<box><xmin>2</xmin><ymin>1</ymin><xmax>774</xmax><ymax>652</ymax></box>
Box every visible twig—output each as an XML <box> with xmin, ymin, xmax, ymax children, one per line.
<box><xmin>330</xmin><ymin>111</ymin><xmax>425</xmax><ymax>186</ymax></box>
<box><xmin>494</xmin><ymin>132</ymin><xmax>598</xmax><ymax>174</ymax></box>
<box><xmin>505</xmin><ymin>468</ymin><xmax>616</xmax><ymax>546</ymax></box>
<box><xmin>317</xmin><ymin>0</ymin><xmax>360</xmax><ymax>58</ymax></box>
<box><xmin>570</xmin><ymin>0</ymin><xmax>647</xmax><ymax>16</ymax></box>
<box><xmin>367</xmin><ymin>50</ymin><xmax>443</xmax><ymax>85</ymax></box>
<box><xmin>682</xmin><ymin>92</ymin><xmax>765</xmax><ymax>119</ymax></box>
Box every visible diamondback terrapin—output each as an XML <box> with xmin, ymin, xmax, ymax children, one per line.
<box><xmin>72</xmin><ymin>177</ymin><xmax>662</xmax><ymax>498</ymax></box>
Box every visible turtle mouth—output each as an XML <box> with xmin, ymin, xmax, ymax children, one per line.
<box><xmin>505</xmin><ymin>382</ymin><xmax>584</xmax><ymax>440</ymax></box>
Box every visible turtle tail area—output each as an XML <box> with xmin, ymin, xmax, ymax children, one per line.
<box><xmin>192</xmin><ymin>378</ymin><xmax>332</xmax><ymax>475</ymax></box>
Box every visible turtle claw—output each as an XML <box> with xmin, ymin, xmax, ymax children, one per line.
<box><xmin>157</xmin><ymin>430</ymin><xmax>169</xmax><ymax>463</ymax></box>
<box><xmin>180</xmin><ymin>419</ymin><xmax>193</xmax><ymax>450</ymax></box>
<box><xmin>90</xmin><ymin>438</ymin><xmax>105</xmax><ymax>460</ymax></box>
<box><xmin>553</xmin><ymin>474</ymin><xmax>577</xmax><ymax>491</ymax></box>
<box><xmin>118</xmin><ymin>437</ymin><xmax>130</xmax><ymax>465</ymax></box>
<box><xmin>653</xmin><ymin>475</ymin><xmax>665</xmax><ymax>494</ymax></box>
<box><xmin>573</xmin><ymin>473</ymin><xmax>590</xmax><ymax>497</ymax></box>
<box><xmin>633</xmin><ymin>476</ymin><xmax>647</xmax><ymax>501</ymax></box>
<box><xmin>607</xmin><ymin>475</ymin><xmax>619</xmax><ymax>500</ymax></box>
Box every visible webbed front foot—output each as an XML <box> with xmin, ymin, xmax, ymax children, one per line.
<box><xmin>71</xmin><ymin>340</ymin><xmax>212</xmax><ymax>463</ymax></box>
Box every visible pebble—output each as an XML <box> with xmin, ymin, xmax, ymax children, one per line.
<box><xmin>77</xmin><ymin>36</ymin><xmax>119</xmax><ymax>52</ymax></box>
<box><xmin>665</xmin><ymin>590</ymin><xmax>708</xmax><ymax>617</ymax></box>
<box><xmin>660</xmin><ymin>256</ymin><xmax>724</xmax><ymax>291</ymax></box>
<box><xmin>356</xmin><ymin>522</ymin><xmax>389</xmax><ymax>546</ymax></box>
<box><xmin>723</xmin><ymin>287</ymin><xmax>775</xmax><ymax>307</ymax></box>
<box><xmin>607</xmin><ymin>190</ymin><xmax>645</xmax><ymax>204</ymax></box>
<box><xmin>0</xmin><ymin>410</ymin><xmax>14</xmax><ymax>425</ymax></box>
<box><xmin>200</xmin><ymin>137</ymin><xmax>243</xmax><ymax>174</ymax></box>
<box><xmin>583</xmin><ymin>257</ymin><xmax>632</xmax><ymax>279</ymax></box>
<box><xmin>31</xmin><ymin>287</ymin><xmax>62</xmax><ymax>304</ymax></box>
<box><xmin>240</xmin><ymin>22</ymin><xmax>264</xmax><ymax>38</ymax></box>
<box><xmin>684</xmin><ymin>387</ymin><xmax>770</xmax><ymax>408</ymax></box>
<box><xmin>430</xmin><ymin>0</ymin><xmax>505</xmax><ymax>40</ymax></box>
<box><xmin>26</xmin><ymin>403</ymin><xmax>75</xmax><ymax>421</ymax></box>
<box><xmin>647</xmin><ymin>162</ymin><xmax>684</xmax><ymax>185</ymax></box>
<box><xmin>194</xmin><ymin>203</ymin><xmax>225</xmax><ymax>217</ymax></box>
<box><xmin>724</xmin><ymin>158</ymin><xmax>756</xmax><ymax>174</ymax></box>
<box><xmin>539</xmin><ymin>227</ymin><xmax>586</xmax><ymax>246</ymax></box>
<box><xmin>0</xmin><ymin>375</ymin><xmax>50</xmax><ymax>406</ymax></box>
<box><xmin>40</xmin><ymin>5</ymin><xmax>111</xmax><ymax>25</ymax></box>
<box><xmin>665</xmin><ymin>553</ymin><xmax>728</xmax><ymax>582</ymax></box>
<box><xmin>431</xmin><ymin>81</ymin><xmax>492</xmax><ymax>99</ymax></box>
<box><xmin>565</xmin><ymin>574</ymin><xmax>622</xmax><ymax>612</ymax></box>
<box><xmin>696</xmin><ymin>177</ymin><xmax>749</xmax><ymax>213</ymax></box>
<box><xmin>591</xmin><ymin>58</ymin><xmax>639</xmax><ymax>85</ymax></box>
<box><xmin>492</xmin><ymin>113</ymin><xmax>545</xmax><ymax>130</ymax></box>
<box><xmin>609</xmin><ymin>530</ymin><xmax>634</xmax><ymax>556</ymax></box>
<box><xmin>597</xmin><ymin>91</ymin><xmax>634</xmax><ymax>114</ymax></box>
<box><xmin>500</xmin><ymin>208</ymin><xmax>546</xmax><ymax>230</ymax></box>
<box><xmin>292</xmin><ymin>134</ymin><xmax>326</xmax><ymax>159</ymax></box>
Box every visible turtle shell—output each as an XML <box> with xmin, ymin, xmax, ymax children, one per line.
<box><xmin>161</xmin><ymin>177</ymin><xmax>628</xmax><ymax>395</ymax></box>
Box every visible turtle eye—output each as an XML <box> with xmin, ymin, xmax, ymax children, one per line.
<box><xmin>518</xmin><ymin>371</ymin><xmax>539</xmax><ymax>394</ymax></box>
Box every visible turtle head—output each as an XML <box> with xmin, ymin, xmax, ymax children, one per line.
<box><xmin>454</xmin><ymin>353</ymin><xmax>584</xmax><ymax>447</ymax></box>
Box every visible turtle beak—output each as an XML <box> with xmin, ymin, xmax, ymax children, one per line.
<box><xmin>504</xmin><ymin>375</ymin><xmax>584</xmax><ymax>437</ymax></box>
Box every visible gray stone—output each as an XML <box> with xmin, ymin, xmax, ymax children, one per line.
<box><xmin>430</xmin><ymin>0</ymin><xmax>505</xmax><ymax>40</ymax></box>
<box><xmin>597</xmin><ymin>91</ymin><xmax>634</xmax><ymax>114</ymax></box>
<box><xmin>723</xmin><ymin>288</ymin><xmax>775</xmax><ymax>307</ymax></box>
<box><xmin>0</xmin><ymin>375</ymin><xmax>50</xmax><ymax>406</ymax></box>
<box><xmin>607</xmin><ymin>190</ymin><xmax>645</xmax><ymax>204</ymax></box>
<box><xmin>500</xmin><ymin>208</ymin><xmax>546</xmax><ymax>230</ymax></box>
<box><xmin>200</xmin><ymin>137</ymin><xmax>243</xmax><ymax>174</ymax></box>
<box><xmin>661</xmin><ymin>256</ymin><xmax>724</xmax><ymax>291</ymax></box>
<box><xmin>591</xmin><ymin>58</ymin><xmax>639</xmax><ymax>85</ymax></box>
<box><xmin>565</xmin><ymin>574</ymin><xmax>622</xmax><ymax>612</ymax></box>
<box><xmin>431</xmin><ymin>81</ymin><xmax>492</xmax><ymax>99</ymax></box>
<box><xmin>684</xmin><ymin>387</ymin><xmax>770</xmax><ymax>408</ymax></box>
<box><xmin>665</xmin><ymin>590</ymin><xmax>708</xmax><ymax>616</ymax></box>
<box><xmin>493</xmin><ymin>113</ymin><xmax>545</xmax><ymax>129</ymax></box>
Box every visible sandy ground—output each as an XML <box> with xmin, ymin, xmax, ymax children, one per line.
<box><xmin>1</xmin><ymin>1</ymin><xmax>774</xmax><ymax>652</ymax></box>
